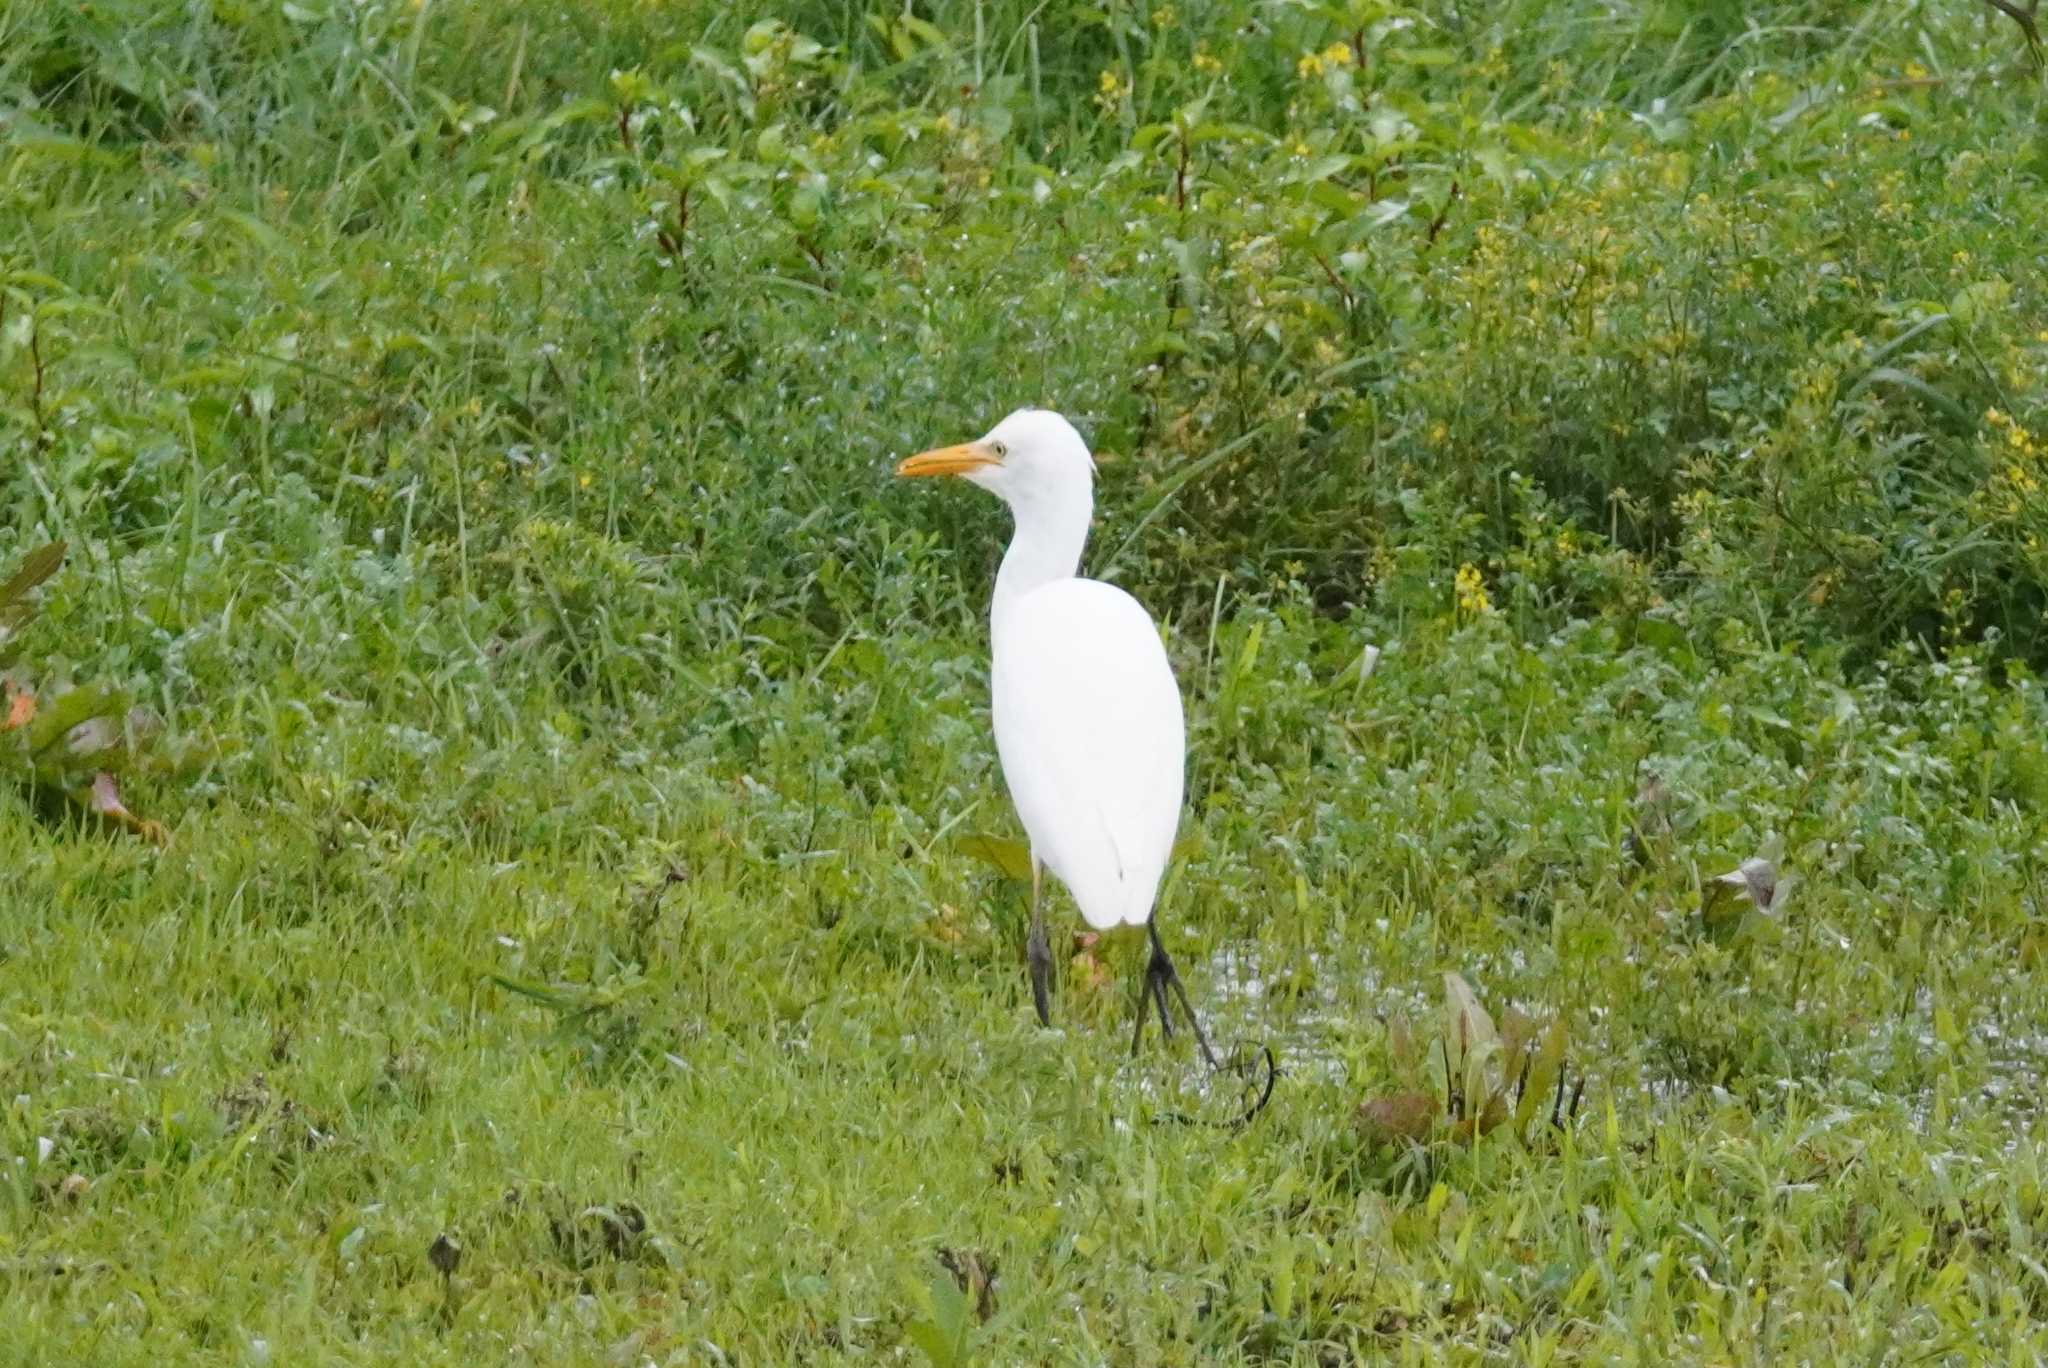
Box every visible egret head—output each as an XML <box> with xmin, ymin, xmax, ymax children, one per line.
<box><xmin>895</xmin><ymin>408</ymin><xmax>1095</xmax><ymax>506</ymax></box>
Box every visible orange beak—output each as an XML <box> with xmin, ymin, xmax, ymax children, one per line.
<box><xmin>895</xmin><ymin>441</ymin><xmax>999</xmax><ymax>478</ymax></box>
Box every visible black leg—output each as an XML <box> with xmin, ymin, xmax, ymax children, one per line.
<box><xmin>1026</xmin><ymin>861</ymin><xmax>1052</xmax><ymax>1028</ymax></box>
<box><xmin>1131</xmin><ymin>920</ymin><xmax>1222</xmax><ymax>1071</ymax></box>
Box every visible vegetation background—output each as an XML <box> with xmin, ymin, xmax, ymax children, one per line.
<box><xmin>5</xmin><ymin>0</ymin><xmax>2048</xmax><ymax>1360</ymax></box>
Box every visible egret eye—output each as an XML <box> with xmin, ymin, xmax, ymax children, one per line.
<box><xmin>991</xmin><ymin>440</ymin><xmax>1008</xmax><ymax>458</ymax></box>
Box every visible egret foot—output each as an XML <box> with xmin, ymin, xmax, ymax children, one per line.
<box><xmin>1131</xmin><ymin>922</ymin><xmax>1280</xmax><ymax>1128</ymax></box>
<box><xmin>1130</xmin><ymin>921</ymin><xmax>1222</xmax><ymax>1070</ymax></box>
<box><xmin>1026</xmin><ymin>917</ymin><xmax>1052</xmax><ymax>1028</ymax></box>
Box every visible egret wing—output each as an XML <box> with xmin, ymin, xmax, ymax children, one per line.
<box><xmin>990</xmin><ymin>578</ymin><xmax>1185</xmax><ymax>929</ymax></box>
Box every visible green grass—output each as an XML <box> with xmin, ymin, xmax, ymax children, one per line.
<box><xmin>5</xmin><ymin>0</ymin><xmax>2048</xmax><ymax>1360</ymax></box>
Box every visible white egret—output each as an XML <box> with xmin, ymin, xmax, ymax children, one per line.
<box><xmin>897</xmin><ymin>408</ymin><xmax>1221</xmax><ymax>1063</ymax></box>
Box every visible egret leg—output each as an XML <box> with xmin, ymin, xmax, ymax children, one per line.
<box><xmin>1026</xmin><ymin>859</ymin><xmax>1052</xmax><ymax>1028</ymax></box>
<box><xmin>1131</xmin><ymin>920</ymin><xmax>1222</xmax><ymax>1071</ymax></box>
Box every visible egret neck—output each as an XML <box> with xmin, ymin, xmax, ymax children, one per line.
<box><xmin>989</xmin><ymin>465</ymin><xmax>1093</xmax><ymax>636</ymax></box>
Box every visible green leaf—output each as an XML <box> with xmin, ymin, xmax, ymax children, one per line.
<box><xmin>1131</xmin><ymin>123</ymin><xmax>1173</xmax><ymax>154</ymax></box>
<box><xmin>1285</xmin><ymin>154</ymin><xmax>1354</xmax><ymax>185</ymax></box>
<box><xmin>25</xmin><ymin>685</ymin><xmax>127</xmax><ymax>764</ymax></box>
<box><xmin>1948</xmin><ymin>278</ymin><xmax>2011</xmax><ymax>326</ymax></box>
<box><xmin>1190</xmin><ymin>122</ymin><xmax>1269</xmax><ymax>146</ymax></box>
<box><xmin>907</xmin><ymin>1260</ymin><xmax>970</xmax><ymax>1367</ymax></box>
<box><xmin>487</xmin><ymin>974</ymin><xmax>584</xmax><ymax>1011</ymax></box>
<box><xmin>956</xmin><ymin>834</ymin><xmax>1031</xmax><ymax>881</ymax></box>
<box><xmin>1515</xmin><ymin>1017</ymin><xmax>1567</xmax><ymax>1136</ymax></box>
<box><xmin>1850</xmin><ymin>367</ymin><xmax>1970</xmax><ymax>426</ymax></box>
<box><xmin>0</xmin><ymin>542</ymin><xmax>64</xmax><ymax>627</ymax></box>
<box><xmin>1442</xmin><ymin>971</ymin><xmax>1496</xmax><ymax>1052</ymax></box>
<box><xmin>217</xmin><ymin>209</ymin><xmax>287</xmax><ymax>255</ymax></box>
<box><xmin>905</xmin><ymin>1320</ymin><xmax>956</xmax><ymax>1368</ymax></box>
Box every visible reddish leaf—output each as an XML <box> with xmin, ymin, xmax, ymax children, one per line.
<box><xmin>1357</xmin><ymin>1091</ymin><xmax>1438</xmax><ymax>1143</ymax></box>
<box><xmin>2</xmin><ymin>688</ymin><xmax>33</xmax><ymax>731</ymax></box>
<box><xmin>1387</xmin><ymin>1012</ymin><xmax>1418</xmax><ymax>1071</ymax></box>
<box><xmin>1451</xmin><ymin>1091</ymin><xmax>1511</xmax><ymax>1143</ymax></box>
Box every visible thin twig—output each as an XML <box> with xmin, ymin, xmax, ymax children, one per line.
<box><xmin>1424</xmin><ymin>180</ymin><xmax>1461</xmax><ymax>247</ymax></box>
<box><xmin>29</xmin><ymin>318</ymin><xmax>48</xmax><ymax>448</ymax></box>
<box><xmin>1310</xmin><ymin>251</ymin><xmax>1354</xmax><ymax>311</ymax></box>
<box><xmin>1975</xmin><ymin>0</ymin><xmax>2043</xmax><ymax>60</ymax></box>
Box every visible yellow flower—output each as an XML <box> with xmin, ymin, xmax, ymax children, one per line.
<box><xmin>1151</xmin><ymin>3</ymin><xmax>1175</xmax><ymax>25</ymax></box>
<box><xmin>1454</xmin><ymin>563</ymin><xmax>1491</xmax><ymax>617</ymax></box>
<box><xmin>1296</xmin><ymin>52</ymin><xmax>1323</xmax><ymax>79</ymax></box>
<box><xmin>1321</xmin><ymin>41</ymin><xmax>1353</xmax><ymax>67</ymax></box>
<box><xmin>1094</xmin><ymin>68</ymin><xmax>1129</xmax><ymax>112</ymax></box>
<box><xmin>1192</xmin><ymin>48</ymin><xmax>1223</xmax><ymax>74</ymax></box>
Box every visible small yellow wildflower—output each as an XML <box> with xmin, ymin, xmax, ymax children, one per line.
<box><xmin>1094</xmin><ymin>68</ymin><xmax>1129</xmax><ymax>112</ymax></box>
<box><xmin>1151</xmin><ymin>4</ymin><xmax>1175</xmax><ymax>25</ymax></box>
<box><xmin>1192</xmin><ymin>47</ymin><xmax>1223</xmax><ymax>75</ymax></box>
<box><xmin>1290</xmin><ymin>140</ymin><xmax>1312</xmax><ymax>157</ymax></box>
<box><xmin>578</xmin><ymin>472</ymin><xmax>594</xmax><ymax>489</ymax></box>
<box><xmin>1297</xmin><ymin>52</ymin><xmax>1323</xmax><ymax>79</ymax></box>
<box><xmin>1454</xmin><ymin>563</ymin><xmax>1491</xmax><ymax>617</ymax></box>
<box><xmin>1321</xmin><ymin>41</ymin><xmax>1353</xmax><ymax>67</ymax></box>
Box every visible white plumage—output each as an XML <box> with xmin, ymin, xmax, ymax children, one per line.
<box><xmin>897</xmin><ymin>408</ymin><xmax>1214</xmax><ymax>1055</ymax></box>
<box><xmin>992</xmin><ymin>577</ymin><xmax>1183</xmax><ymax>929</ymax></box>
